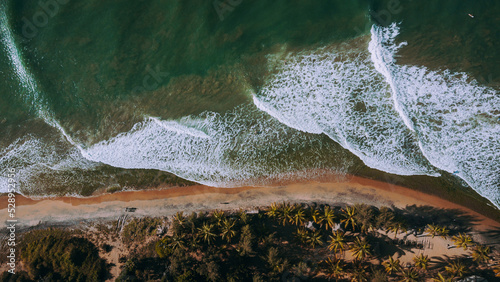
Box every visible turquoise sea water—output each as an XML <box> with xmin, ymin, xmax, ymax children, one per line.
<box><xmin>0</xmin><ymin>0</ymin><xmax>499</xmax><ymax>208</ymax></box>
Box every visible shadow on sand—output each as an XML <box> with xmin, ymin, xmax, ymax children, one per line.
<box><xmin>394</xmin><ymin>205</ymin><xmax>479</xmax><ymax>235</ymax></box>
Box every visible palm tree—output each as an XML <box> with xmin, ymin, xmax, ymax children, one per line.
<box><xmin>350</xmin><ymin>237</ymin><xmax>371</xmax><ymax>261</ymax></box>
<box><xmin>432</xmin><ymin>272</ymin><xmax>453</xmax><ymax>282</ymax></box>
<box><xmin>172</xmin><ymin>211</ymin><xmax>186</xmax><ymax>235</ymax></box>
<box><xmin>350</xmin><ymin>262</ymin><xmax>368</xmax><ymax>282</ymax></box>
<box><xmin>292</xmin><ymin>206</ymin><xmax>306</xmax><ymax>226</ymax></box>
<box><xmin>279</xmin><ymin>202</ymin><xmax>293</xmax><ymax>226</ymax></box>
<box><xmin>388</xmin><ymin>221</ymin><xmax>407</xmax><ymax>239</ymax></box>
<box><xmin>341</xmin><ymin>206</ymin><xmax>357</xmax><ymax>231</ymax></box>
<box><xmin>275</xmin><ymin>259</ymin><xmax>290</xmax><ymax>276</ymax></box>
<box><xmin>320</xmin><ymin>205</ymin><xmax>336</xmax><ymax>230</ymax></box>
<box><xmin>212</xmin><ymin>210</ymin><xmax>226</xmax><ymax>227</ymax></box>
<box><xmin>413</xmin><ymin>253</ymin><xmax>429</xmax><ymax>270</ymax></box>
<box><xmin>168</xmin><ymin>235</ymin><xmax>186</xmax><ymax>250</ymax></box>
<box><xmin>322</xmin><ymin>257</ymin><xmax>345</xmax><ymax>281</ymax></box>
<box><xmin>451</xmin><ymin>233</ymin><xmax>472</xmax><ymax>250</ymax></box>
<box><xmin>328</xmin><ymin>231</ymin><xmax>347</xmax><ymax>255</ymax></box>
<box><xmin>220</xmin><ymin>218</ymin><xmax>237</xmax><ymax>243</ymax></box>
<box><xmin>445</xmin><ymin>260</ymin><xmax>467</xmax><ymax>279</ymax></box>
<box><xmin>306</xmin><ymin>230</ymin><xmax>323</xmax><ymax>248</ymax></box>
<box><xmin>376</xmin><ymin>206</ymin><xmax>395</xmax><ymax>230</ymax></box>
<box><xmin>237</xmin><ymin>209</ymin><xmax>250</xmax><ymax>224</ymax></box>
<box><xmin>198</xmin><ymin>222</ymin><xmax>216</xmax><ymax>244</ymax></box>
<box><xmin>308</xmin><ymin>206</ymin><xmax>321</xmax><ymax>225</ymax></box>
<box><xmin>295</xmin><ymin>228</ymin><xmax>309</xmax><ymax>245</ymax></box>
<box><xmin>264</xmin><ymin>247</ymin><xmax>282</xmax><ymax>272</ymax></box>
<box><xmin>173</xmin><ymin>211</ymin><xmax>186</xmax><ymax>225</ymax></box>
<box><xmin>266</xmin><ymin>202</ymin><xmax>280</xmax><ymax>219</ymax></box>
<box><xmin>438</xmin><ymin>227</ymin><xmax>449</xmax><ymax>239</ymax></box>
<box><xmin>354</xmin><ymin>204</ymin><xmax>375</xmax><ymax>234</ymax></box>
<box><xmin>425</xmin><ymin>224</ymin><xmax>440</xmax><ymax>238</ymax></box>
<box><xmin>295</xmin><ymin>228</ymin><xmax>308</xmax><ymax>245</ymax></box>
<box><xmin>382</xmin><ymin>256</ymin><xmax>401</xmax><ymax>275</ymax></box>
<box><xmin>472</xmin><ymin>244</ymin><xmax>491</xmax><ymax>264</ymax></box>
<box><xmin>400</xmin><ymin>268</ymin><xmax>420</xmax><ymax>282</ymax></box>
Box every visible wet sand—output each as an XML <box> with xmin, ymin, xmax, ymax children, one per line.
<box><xmin>1</xmin><ymin>176</ymin><xmax>499</xmax><ymax>230</ymax></box>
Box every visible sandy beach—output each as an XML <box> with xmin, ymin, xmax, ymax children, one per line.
<box><xmin>1</xmin><ymin>176</ymin><xmax>499</xmax><ymax>230</ymax></box>
<box><xmin>2</xmin><ymin>175</ymin><xmax>500</xmax><ymax>281</ymax></box>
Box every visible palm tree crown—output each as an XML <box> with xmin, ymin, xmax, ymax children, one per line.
<box><xmin>341</xmin><ymin>206</ymin><xmax>357</xmax><ymax>231</ymax></box>
<box><xmin>451</xmin><ymin>233</ymin><xmax>472</xmax><ymax>250</ymax></box>
<box><xmin>432</xmin><ymin>272</ymin><xmax>453</xmax><ymax>282</ymax></box>
<box><xmin>322</xmin><ymin>257</ymin><xmax>345</xmax><ymax>280</ymax></box>
<box><xmin>212</xmin><ymin>209</ymin><xmax>226</xmax><ymax>227</ymax></box>
<box><xmin>278</xmin><ymin>202</ymin><xmax>294</xmax><ymax>226</ymax></box>
<box><xmin>413</xmin><ymin>253</ymin><xmax>430</xmax><ymax>270</ymax></box>
<box><xmin>328</xmin><ymin>231</ymin><xmax>347</xmax><ymax>254</ymax></box>
<box><xmin>445</xmin><ymin>260</ymin><xmax>467</xmax><ymax>279</ymax></box>
<box><xmin>306</xmin><ymin>230</ymin><xmax>323</xmax><ymax>248</ymax></box>
<box><xmin>383</xmin><ymin>256</ymin><xmax>401</xmax><ymax>275</ymax></box>
<box><xmin>350</xmin><ymin>237</ymin><xmax>371</xmax><ymax>261</ymax></box>
<box><xmin>472</xmin><ymin>244</ymin><xmax>491</xmax><ymax>264</ymax></box>
<box><xmin>198</xmin><ymin>222</ymin><xmax>216</xmax><ymax>244</ymax></box>
<box><xmin>400</xmin><ymin>267</ymin><xmax>420</xmax><ymax>282</ymax></box>
<box><xmin>266</xmin><ymin>202</ymin><xmax>280</xmax><ymax>219</ymax></box>
<box><xmin>426</xmin><ymin>224</ymin><xmax>440</xmax><ymax>238</ymax></box>
<box><xmin>320</xmin><ymin>205</ymin><xmax>336</xmax><ymax>230</ymax></box>
<box><xmin>388</xmin><ymin>221</ymin><xmax>407</xmax><ymax>239</ymax></box>
<box><xmin>308</xmin><ymin>206</ymin><xmax>321</xmax><ymax>225</ymax></box>
<box><xmin>438</xmin><ymin>227</ymin><xmax>449</xmax><ymax>239</ymax></box>
<box><xmin>220</xmin><ymin>218</ymin><xmax>237</xmax><ymax>243</ymax></box>
<box><xmin>292</xmin><ymin>206</ymin><xmax>306</xmax><ymax>226</ymax></box>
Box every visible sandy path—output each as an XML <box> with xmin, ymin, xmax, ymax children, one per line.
<box><xmin>1</xmin><ymin>176</ymin><xmax>499</xmax><ymax>230</ymax></box>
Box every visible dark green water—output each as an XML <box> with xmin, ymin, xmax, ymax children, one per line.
<box><xmin>0</xmin><ymin>0</ymin><xmax>499</xmax><ymax>209</ymax></box>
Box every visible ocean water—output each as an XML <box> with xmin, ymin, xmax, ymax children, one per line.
<box><xmin>0</xmin><ymin>0</ymin><xmax>499</xmax><ymax>207</ymax></box>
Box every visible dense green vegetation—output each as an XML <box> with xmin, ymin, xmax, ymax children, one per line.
<box><xmin>1</xmin><ymin>229</ymin><xmax>109</xmax><ymax>282</ymax></box>
<box><xmin>117</xmin><ymin>203</ymin><xmax>500</xmax><ymax>281</ymax></box>
<box><xmin>2</xmin><ymin>203</ymin><xmax>499</xmax><ymax>281</ymax></box>
<box><xmin>122</xmin><ymin>217</ymin><xmax>164</xmax><ymax>246</ymax></box>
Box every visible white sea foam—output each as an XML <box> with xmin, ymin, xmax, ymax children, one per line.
<box><xmin>254</xmin><ymin>24</ymin><xmax>500</xmax><ymax>207</ymax></box>
<box><xmin>148</xmin><ymin>116</ymin><xmax>210</xmax><ymax>139</ymax></box>
<box><xmin>0</xmin><ymin>135</ymin><xmax>99</xmax><ymax>194</ymax></box>
<box><xmin>254</xmin><ymin>39</ymin><xmax>437</xmax><ymax>177</ymax></box>
<box><xmin>1</xmin><ymin>7</ymin><xmax>349</xmax><ymax>192</ymax></box>
<box><xmin>83</xmin><ymin>106</ymin><xmax>351</xmax><ymax>187</ymax></box>
<box><xmin>369</xmin><ymin>24</ymin><xmax>500</xmax><ymax>207</ymax></box>
<box><xmin>368</xmin><ymin>24</ymin><xmax>413</xmax><ymax>132</ymax></box>
<box><xmin>1</xmin><ymin>2</ymin><xmax>498</xmax><ymax>208</ymax></box>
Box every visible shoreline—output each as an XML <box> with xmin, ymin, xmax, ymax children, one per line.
<box><xmin>1</xmin><ymin>175</ymin><xmax>499</xmax><ymax>229</ymax></box>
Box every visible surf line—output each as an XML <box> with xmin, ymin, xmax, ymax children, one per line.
<box><xmin>1</xmin><ymin>6</ymin><xmax>91</xmax><ymax>159</ymax></box>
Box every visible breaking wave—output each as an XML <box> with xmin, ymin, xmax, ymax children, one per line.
<box><xmin>1</xmin><ymin>2</ymin><xmax>498</xmax><ymax>209</ymax></box>
<box><xmin>255</xmin><ymin>33</ymin><xmax>436</xmax><ymax>177</ymax></box>
<box><xmin>255</xmin><ymin>23</ymin><xmax>500</xmax><ymax>207</ymax></box>
<box><xmin>371</xmin><ymin>24</ymin><xmax>500</xmax><ymax>207</ymax></box>
<box><xmin>83</xmin><ymin>106</ymin><xmax>353</xmax><ymax>187</ymax></box>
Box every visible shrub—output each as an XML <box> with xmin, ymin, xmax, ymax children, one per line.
<box><xmin>121</xmin><ymin>217</ymin><xmax>163</xmax><ymax>245</ymax></box>
<box><xmin>18</xmin><ymin>229</ymin><xmax>108</xmax><ymax>281</ymax></box>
